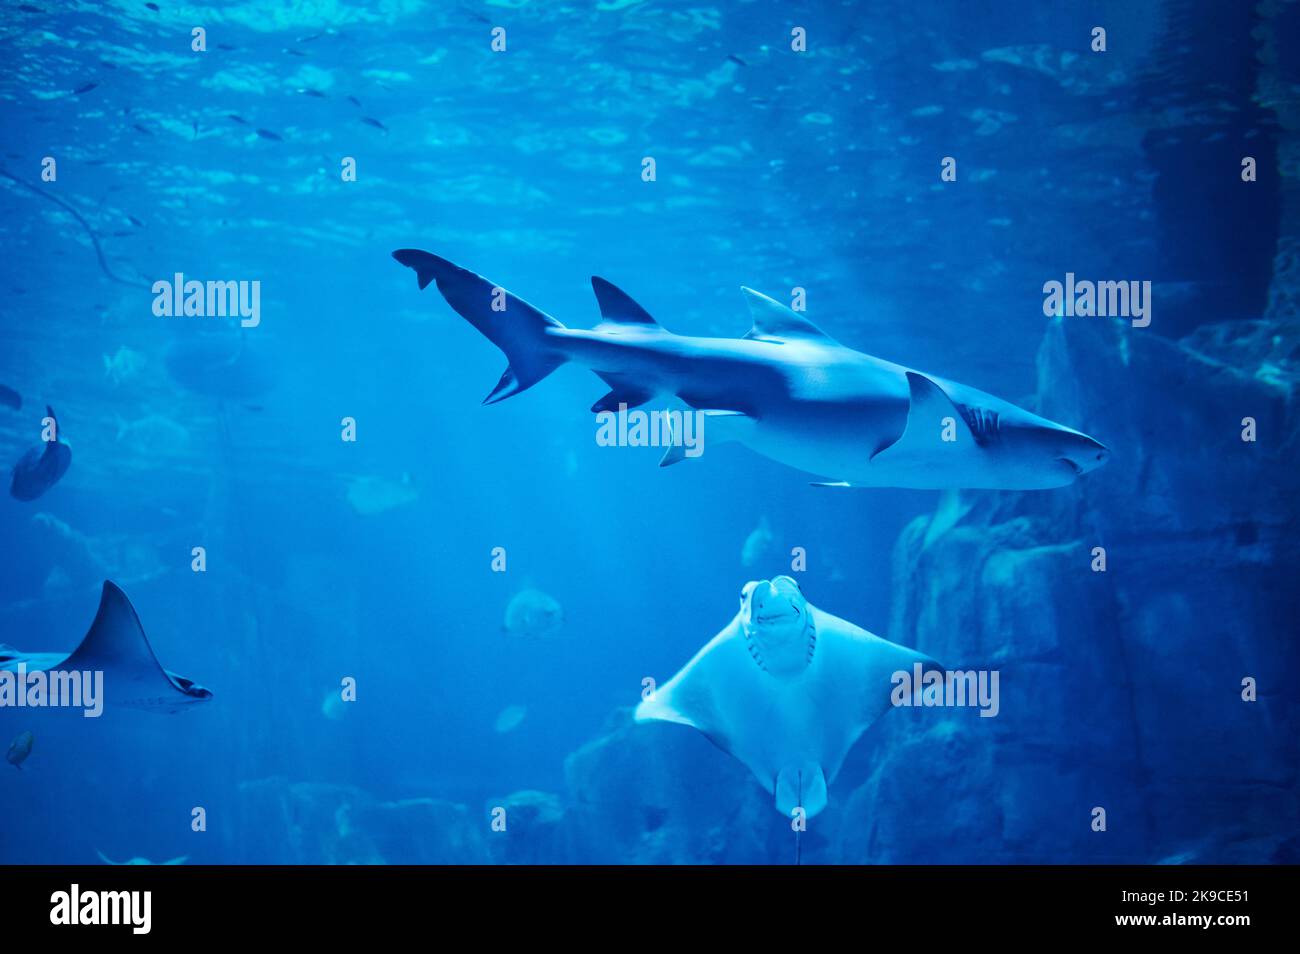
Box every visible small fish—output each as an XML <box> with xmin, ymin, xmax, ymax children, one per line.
<box><xmin>132</xmin><ymin>123</ymin><xmax>153</xmax><ymax>136</ymax></box>
<box><xmin>284</xmin><ymin>48</ymin><xmax>307</xmax><ymax>57</ymax></box>
<box><xmin>322</xmin><ymin>688</ymin><xmax>348</xmax><ymax>721</ymax></box>
<box><xmin>216</xmin><ymin>43</ymin><xmax>237</xmax><ymax>51</ymax></box>
<box><xmin>502</xmin><ymin>588</ymin><xmax>564</xmax><ymax>638</ymax></box>
<box><xmin>298</xmin><ymin>88</ymin><xmax>326</xmax><ymax>98</ymax></box>
<box><xmin>6</xmin><ymin>731</ymin><xmax>33</xmax><ymax>770</ymax></box>
<box><xmin>741</xmin><ymin>516</ymin><xmax>773</xmax><ymax>568</ymax></box>
<box><xmin>727</xmin><ymin>54</ymin><xmax>748</xmax><ymax>67</ymax></box>
<box><xmin>145</xmin><ymin>2</ymin><xmax>159</xmax><ymax>11</ymax></box>
<box><xmin>494</xmin><ymin>705</ymin><xmax>527</xmax><ymax>734</ymax></box>
<box><xmin>73</xmin><ymin>81</ymin><xmax>99</xmax><ymax>95</ymax></box>
<box><xmin>227</xmin><ymin>113</ymin><xmax>250</xmax><ymax>125</ymax></box>
<box><xmin>255</xmin><ymin>128</ymin><xmax>283</xmax><ymax>141</ymax></box>
<box><xmin>127</xmin><ymin>214</ymin><xmax>144</xmax><ymax>227</ymax></box>
<box><xmin>361</xmin><ymin>117</ymin><xmax>387</xmax><ymax>133</ymax></box>
<box><xmin>346</xmin><ymin>95</ymin><xmax>361</xmax><ymax>108</ymax></box>
<box><xmin>0</xmin><ymin>384</ymin><xmax>20</xmax><ymax>411</ymax></box>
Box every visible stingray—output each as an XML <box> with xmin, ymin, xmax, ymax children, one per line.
<box><xmin>636</xmin><ymin>576</ymin><xmax>939</xmax><ymax>818</ymax></box>
<box><xmin>0</xmin><ymin>581</ymin><xmax>212</xmax><ymax>712</ymax></box>
<box><xmin>163</xmin><ymin>331</ymin><xmax>272</xmax><ymax>400</ymax></box>
<box><xmin>9</xmin><ymin>405</ymin><xmax>71</xmax><ymax>501</ymax></box>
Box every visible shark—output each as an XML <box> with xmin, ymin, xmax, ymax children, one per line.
<box><xmin>0</xmin><ymin>581</ymin><xmax>212</xmax><ymax>713</ymax></box>
<box><xmin>636</xmin><ymin>576</ymin><xmax>939</xmax><ymax>818</ymax></box>
<box><xmin>392</xmin><ymin>250</ymin><xmax>1109</xmax><ymax>489</ymax></box>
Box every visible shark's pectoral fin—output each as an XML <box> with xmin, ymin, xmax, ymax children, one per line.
<box><xmin>870</xmin><ymin>371</ymin><xmax>976</xmax><ymax>463</ymax></box>
<box><xmin>659</xmin><ymin>409</ymin><xmax>749</xmax><ymax>467</ymax></box>
<box><xmin>810</xmin><ymin>480</ymin><xmax>854</xmax><ymax>488</ymax></box>
<box><xmin>776</xmin><ymin>763</ymin><xmax>827</xmax><ymax>818</ymax></box>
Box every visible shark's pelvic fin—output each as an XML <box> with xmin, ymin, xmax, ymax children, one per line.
<box><xmin>591</xmin><ymin>371</ymin><xmax>654</xmax><ymax>413</ymax></box>
<box><xmin>659</xmin><ymin>409</ymin><xmax>748</xmax><ymax>467</ymax></box>
<box><xmin>740</xmin><ymin>287</ymin><xmax>836</xmax><ymax>344</ymax></box>
<box><xmin>590</xmin><ymin>277</ymin><xmax>664</xmax><ymax>332</ymax></box>
<box><xmin>870</xmin><ymin>371</ymin><xmax>975</xmax><ymax>463</ymax></box>
<box><xmin>392</xmin><ymin>249</ymin><xmax>567</xmax><ymax>405</ymax></box>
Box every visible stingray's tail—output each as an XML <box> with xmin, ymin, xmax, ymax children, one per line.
<box><xmin>392</xmin><ymin>250</ymin><xmax>568</xmax><ymax>405</ymax></box>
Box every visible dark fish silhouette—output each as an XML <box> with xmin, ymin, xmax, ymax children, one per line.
<box><xmin>127</xmin><ymin>214</ymin><xmax>144</xmax><ymax>227</ymax></box>
<box><xmin>727</xmin><ymin>54</ymin><xmax>748</xmax><ymax>66</ymax></box>
<box><xmin>216</xmin><ymin>43</ymin><xmax>237</xmax><ymax>51</ymax></box>
<box><xmin>298</xmin><ymin>88</ymin><xmax>326</xmax><ymax>98</ymax></box>
<box><xmin>10</xmin><ymin>405</ymin><xmax>71</xmax><ymax>502</ymax></box>
<box><xmin>228</xmin><ymin>113</ymin><xmax>249</xmax><ymax>125</ymax></box>
<box><xmin>145</xmin><ymin>3</ymin><xmax>159</xmax><ymax>11</ymax></box>
<box><xmin>73</xmin><ymin>82</ymin><xmax>99</xmax><ymax>95</ymax></box>
<box><xmin>361</xmin><ymin>117</ymin><xmax>387</xmax><ymax>133</ymax></box>
<box><xmin>0</xmin><ymin>385</ymin><xmax>20</xmax><ymax>410</ymax></box>
<box><xmin>255</xmin><ymin>128</ymin><xmax>283</xmax><ymax>141</ymax></box>
<box><xmin>132</xmin><ymin>123</ymin><xmax>153</xmax><ymax>136</ymax></box>
<box><xmin>346</xmin><ymin>95</ymin><xmax>361</xmax><ymax>108</ymax></box>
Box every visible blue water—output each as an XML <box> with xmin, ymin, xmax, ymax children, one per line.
<box><xmin>0</xmin><ymin>0</ymin><xmax>1296</xmax><ymax>864</ymax></box>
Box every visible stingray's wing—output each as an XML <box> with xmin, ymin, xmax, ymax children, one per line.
<box><xmin>634</xmin><ymin>617</ymin><xmax>748</xmax><ymax>753</ymax></box>
<box><xmin>815</xmin><ymin>605</ymin><xmax>942</xmax><ymax>736</ymax></box>
<box><xmin>62</xmin><ymin>582</ymin><xmax>201</xmax><ymax>708</ymax></box>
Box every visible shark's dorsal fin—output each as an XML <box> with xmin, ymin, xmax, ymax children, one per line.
<box><xmin>871</xmin><ymin>371</ymin><xmax>976</xmax><ymax>462</ymax></box>
<box><xmin>591</xmin><ymin>277</ymin><xmax>663</xmax><ymax>331</ymax></box>
<box><xmin>740</xmin><ymin>287</ymin><xmax>835</xmax><ymax>344</ymax></box>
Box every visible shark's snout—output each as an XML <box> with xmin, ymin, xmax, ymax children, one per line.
<box><xmin>1059</xmin><ymin>434</ymin><xmax>1110</xmax><ymax>477</ymax></box>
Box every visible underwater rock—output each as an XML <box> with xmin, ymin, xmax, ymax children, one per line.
<box><xmin>235</xmin><ymin>778</ymin><xmax>488</xmax><ymax>864</ymax></box>
<box><xmin>561</xmin><ymin>709</ymin><xmax>780</xmax><ymax>863</ymax></box>
<box><xmin>858</xmin><ymin>315</ymin><xmax>1300</xmax><ymax>862</ymax></box>
<box><xmin>484</xmin><ymin>789</ymin><xmax>567</xmax><ymax>865</ymax></box>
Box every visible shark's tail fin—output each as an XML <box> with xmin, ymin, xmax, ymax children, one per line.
<box><xmin>392</xmin><ymin>250</ymin><xmax>568</xmax><ymax>404</ymax></box>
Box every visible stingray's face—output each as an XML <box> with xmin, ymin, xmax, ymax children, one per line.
<box><xmin>739</xmin><ymin>577</ymin><xmax>815</xmax><ymax>675</ymax></box>
<box><xmin>123</xmin><ymin>672</ymin><xmax>213</xmax><ymax>713</ymax></box>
